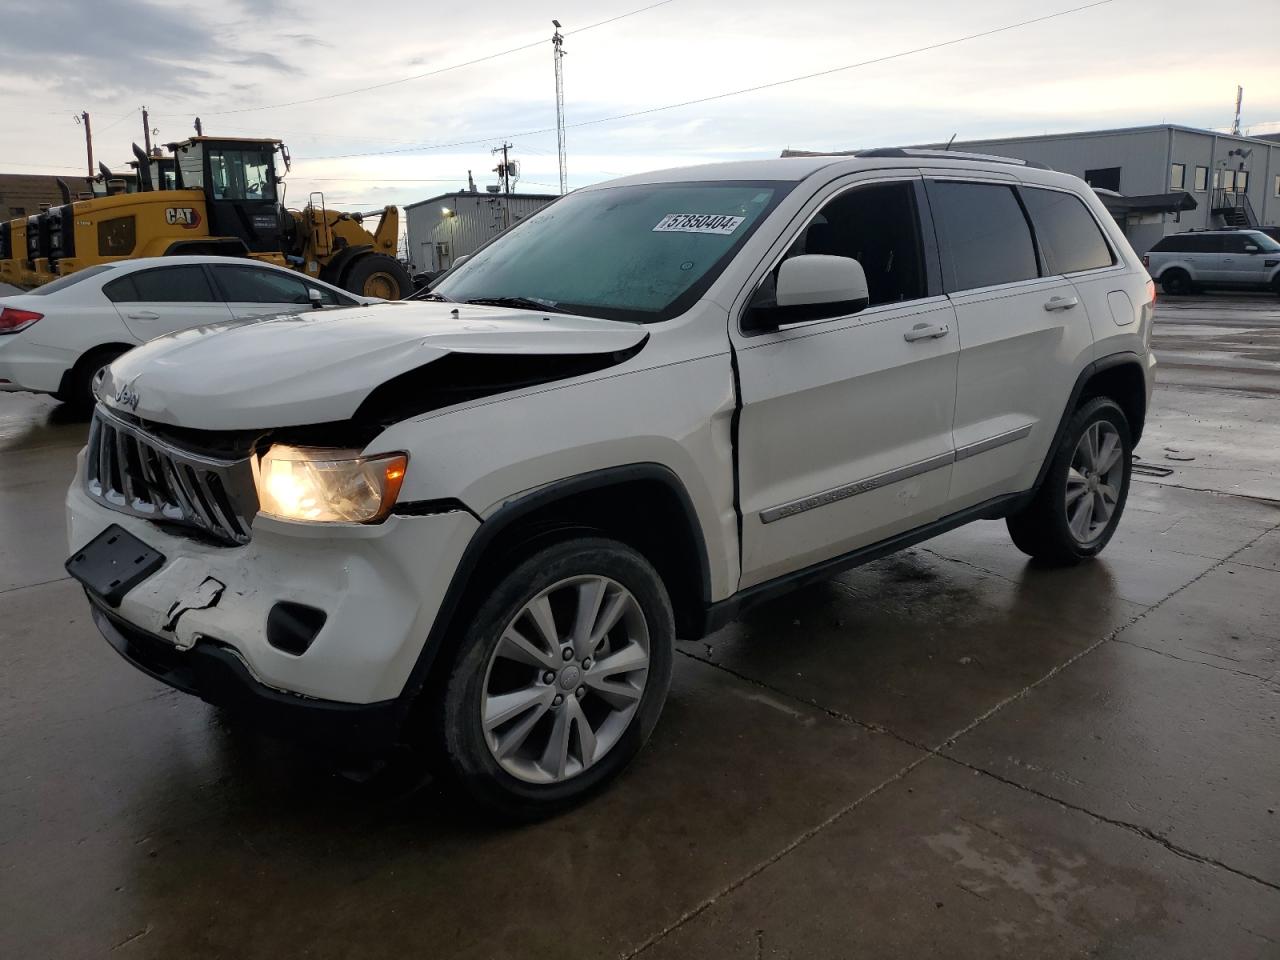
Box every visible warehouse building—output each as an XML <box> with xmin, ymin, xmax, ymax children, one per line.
<box><xmin>404</xmin><ymin>190</ymin><xmax>557</xmax><ymax>275</ymax></box>
<box><xmin>0</xmin><ymin>173</ymin><xmax>91</xmax><ymax>220</ymax></box>
<box><xmin>786</xmin><ymin>124</ymin><xmax>1280</xmax><ymax>254</ymax></box>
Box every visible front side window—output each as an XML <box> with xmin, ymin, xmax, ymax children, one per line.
<box><xmin>1246</xmin><ymin>232</ymin><xmax>1280</xmax><ymax>252</ymax></box>
<box><xmin>775</xmin><ymin>180</ymin><xmax>926</xmax><ymax>307</ymax></box>
<box><xmin>1021</xmin><ymin>187</ymin><xmax>1114</xmax><ymax>274</ymax></box>
<box><xmin>212</xmin><ymin>265</ymin><xmax>310</xmax><ymax>303</ymax></box>
<box><xmin>431</xmin><ymin>181</ymin><xmax>788</xmax><ymax>323</ymax></box>
<box><xmin>207</xmin><ymin>149</ymin><xmax>276</xmax><ymax>201</ymax></box>
<box><xmin>1194</xmin><ymin>166</ymin><xmax>1209</xmax><ymax>192</ymax></box>
<box><xmin>106</xmin><ymin>265</ymin><xmax>216</xmax><ymax>303</ymax></box>
<box><xmin>928</xmin><ymin>180</ymin><xmax>1039</xmax><ymax>292</ymax></box>
<box><xmin>1170</xmin><ymin>163</ymin><xmax>1186</xmax><ymax>190</ymax></box>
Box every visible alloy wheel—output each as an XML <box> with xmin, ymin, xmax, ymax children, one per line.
<box><xmin>481</xmin><ymin>575</ymin><xmax>650</xmax><ymax>784</ymax></box>
<box><xmin>1065</xmin><ymin>420</ymin><xmax>1123</xmax><ymax>544</ymax></box>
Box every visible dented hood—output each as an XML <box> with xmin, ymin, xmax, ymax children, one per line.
<box><xmin>99</xmin><ymin>302</ymin><xmax>648</xmax><ymax>430</ymax></box>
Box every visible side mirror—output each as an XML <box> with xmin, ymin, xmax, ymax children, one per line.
<box><xmin>1245</xmin><ymin>244</ymin><xmax>1259</xmax><ymax>253</ymax></box>
<box><xmin>743</xmin><ymin>254</ymin><xmax>870</xmax><ymax>332</ymax></box>
<box><xmin>308</xmin><ymin>287</ymin><xmax>323</xmax><ymax>310</ymax></box>
<box><xmin>451</xmin><ymin>254</ymin><xmax>470</xmax><ymax>269</ymax></box>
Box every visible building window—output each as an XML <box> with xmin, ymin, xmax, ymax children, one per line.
<box><xmin>1221</xmin><ymin>169</ymin><xmax>1236</xmax><ymax>192</ymax></box>
<box><xmin>7</xmin><ymin>206</ymin><xmax>24</xmax><ymax>217</ymax></box>
<box><xmin>1194</xmin><ymin>166</ymin><xmax>1208</xmax><ymax>191</ymax></box>
<box><xmin>1170</xmin><ymin>163</ymin><xmax>1185</xmax><ymax>190</ymax></box>
<box><xmin>1084</xmin><ymin>167</ymin><xmax>1121</xmax><ymax>192</ymax></box>
<box><xmin>1275</xmin><ymin>174</ymin><xmax>1280</xmax><ymax>198</ymax></box>
<box><xmin>1237</xmin><ymin>170</ymin><xmax>1249</xmax><ymax>193</ymax></box>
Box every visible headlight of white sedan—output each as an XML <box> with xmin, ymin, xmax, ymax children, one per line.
<box><xmin>256</xmin><ymin>445</ymin><xmax>407</xmax><ymax>524</ymax></box>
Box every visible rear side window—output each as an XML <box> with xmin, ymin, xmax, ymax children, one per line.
<box><xmin>212</xmin><ymin>265</ymin><xmax>311</xmax><ymax>304</ymax></box>
<box><xmin>1153</xmin><ymin>234</ymin><xmax>1223</xmax><ymax>254</ymax></box>
<box><xmin>105</xmin><ymin>265</ymin><xmax>216</xmax><ymax>302</ymax></box>
<box><xmin>928</xmin><ymin>181</ymin><xmax>1039</xmax><ymax>292</ymax></box>
<box><xmin>1021</xmin><ymin>187</ymin><xmax>1114</xmax><ymax>274</ymax></box>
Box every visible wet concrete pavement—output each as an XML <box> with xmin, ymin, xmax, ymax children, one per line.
<box><xmin>1</xmin><ymin>296</ymin><xmax>1278</xmax><ymax>958</ymax></box>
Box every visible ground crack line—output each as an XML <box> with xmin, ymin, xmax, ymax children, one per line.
<box><xmin>627</xmin><ymin>520</ymin><xmax>1280</xmax><ymax>955</ymax></box>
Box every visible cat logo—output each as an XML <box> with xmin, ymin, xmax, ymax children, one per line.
<box><xmin>164</xmin><ymin>207</ymin><xmax>202</xmax><ymax>228</ymax></box>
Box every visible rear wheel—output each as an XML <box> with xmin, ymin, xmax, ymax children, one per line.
<box><xmin>342</xmin><ymin>254</ymin><xmax>413</xmax><ymax>300</ymax></box>
<box><xmin>1271</xmin><ymin>275</ymin><xmax>1280</xmax><ymax>297</ymax></box>
<box><xmin>437</xmin><ymin>537</ymin><xmax>674</xmax><ymax>820</ymax></box>
<box><xmin>1006</xmin><ymin>397</ymin><xmax>1132</xmax><ymax>565</ymax></box>
<box><xmin>1160</xmin><ymin>269</ymin><xmax>1193</xmax><ymax>296</ymax></box>
<box><xmin>55</xmin><ymin>345</ymin><xmax>128</xmax><ymax>408</ymax></box>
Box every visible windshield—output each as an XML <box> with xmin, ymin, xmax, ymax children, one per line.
<box><xmin>1250</xmin><ymin>232</ymin><xmax>1280</xmax><ymax>252</ymax></box>
<box><xmin>208</xmin><ymin>148</ymin><xmax>277</xmax><ymax>201</ymax></box>
<box><xmin>430</xmin><ymin>181</ymin><xmax>790</xmax><ymax>323</ymax></box>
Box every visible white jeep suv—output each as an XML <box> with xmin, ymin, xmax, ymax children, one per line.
<box><xmin>65</xmin><ymin>151</ymin><xmax>1156</xmax><ymax>816</ymax></box>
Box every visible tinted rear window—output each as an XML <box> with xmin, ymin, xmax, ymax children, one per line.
<box><xmin>928</xmin><ymin>180</ymin><xmax>1039</xmax><ymax>292</ymax></box>
<box><xmin>1021</xmin><ymin>187</ymin><xmax>1114</xmax><ymax>274</ymax></box>
<box><xmin>26</xmin><ymin>264</ymin><xmax>119</xmax><ymax>296</ymax></box>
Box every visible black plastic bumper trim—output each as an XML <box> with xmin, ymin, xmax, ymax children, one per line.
<box><xmin>88</xmin><ymin>596</ymin><xmax>401</xmax><ymax>754</ymax></box>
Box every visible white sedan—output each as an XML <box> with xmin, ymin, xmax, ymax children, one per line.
<box><xmin>0</xmin><ymin>256</ymin><xmax>378</xmax><ymax>406</ymax></box>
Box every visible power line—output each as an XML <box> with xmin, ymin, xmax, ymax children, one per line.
<box><xmin>296</xmin><ymin>0</ymin><xmax>1114</xmax><ymax>164</ymax></box>
<box><xmin>156</xmin><ymin>0</ymin><xmax>675</xmax><ymax>118</ymax></box>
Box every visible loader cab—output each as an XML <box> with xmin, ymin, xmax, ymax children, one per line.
<box><xmin>171</xmin><ymin>137</ymin><xmax>285</xmax><ymax>254</ymax></box>
<box><xmin>127</xmin><ymin>155</ymin><xmax>176</xmax><ymax>191</ymax></box>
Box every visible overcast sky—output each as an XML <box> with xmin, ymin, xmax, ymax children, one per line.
<box><xmin>2</xmin><ymin>0</ymin><xmax>1278</xmax><ymax>210</ymax></box>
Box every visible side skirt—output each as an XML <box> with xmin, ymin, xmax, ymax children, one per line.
<box><xmin>700</xmin><ymin>490</ymin><xmax>1030</xmax><ymax>636</ymax></box>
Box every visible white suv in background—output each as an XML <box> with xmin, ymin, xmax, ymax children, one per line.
<box><xmin>1143</xmin><ymin>229</ymin><xmax>1280</xmax><ymax>296</ymax></box>
<box><xmin>65</xmin><ymin>151</ymin><xmax>1156</xmax><ymax>817</ymax></box>
<box><xmin>0</xmin><ymin>256</ymin><xmax>372</xmax><ymax>406</ymax></box>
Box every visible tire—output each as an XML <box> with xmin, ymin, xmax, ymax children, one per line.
<box><xmin>1160</xmin><ymin>269</ymin><xmax>1193</xmax><ymax>296</ymax></box>
<box><xmin>436</xmin><ymin>537</ymin><xmax>674</xmax><ymax>820</ymax></box>
<box><xmin>1006</xmin><ymin>397</ymin><xmax>1133</xmax><ymax>565</ymax></box>
<box><xmin>342</xmin><ymin>253</ymin><xmax>413</xmax><ymax>300</ymax></box>
<box><xmin>1272</xmin><ymin>275</ymin><xmax>1280</xmax><ymax>297</ymax></box>
<box><xmin>55</xmin><ymin>345</ymin><xmax>128</xmax><ymax>408</ymax></box>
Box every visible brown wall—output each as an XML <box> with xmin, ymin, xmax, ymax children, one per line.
<box><xmin>0</xmin><ymin>173</ymin><xmax>92</xmax><ymax>219</ymax></box>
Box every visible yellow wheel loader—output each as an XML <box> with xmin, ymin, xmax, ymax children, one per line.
<box><xmin>0</xmin><ymin>137</ymin><xmax>412</xmax><ymax>299</ymax></box>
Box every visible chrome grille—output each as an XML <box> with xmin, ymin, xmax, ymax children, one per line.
<box><xmin>85</xmin><ymin>407</ymin><xmax>259</xmax><ymax>545</ymax></box>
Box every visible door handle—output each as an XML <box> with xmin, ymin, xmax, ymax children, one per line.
<box><xmin>903</xmin><ymin>322</ymin><xmax>950</xmax><ymax>342</ymax></box>
<box><xmin>126</xmin><ymin>311</ymin><xmax>159</xmax><ymax>320</ymax></box>
<box><xmin>1043</xmin><ymin>296</ymin><xmax>1079</xmax><ymax>312</ymax></box>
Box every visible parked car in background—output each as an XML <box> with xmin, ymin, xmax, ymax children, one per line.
<box><xmin>1143</xmin><ymin>229</ymin><xmax>1280</xmax><ymax>295</ymax></box>
<box><xmin>66</xmin><ymin>151</ymin><xmax>1155</xmax><ymax>817</ymax></box>
<box><xmin>0</xmin><ymin>256</ymin><xmax>377</xmax><ymax>406</ymax></box>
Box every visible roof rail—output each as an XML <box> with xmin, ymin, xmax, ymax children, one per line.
<box><xmin>854</xmin><ymin>147</ymin><xmax>1052</xmax><ymax>171</ymax></box>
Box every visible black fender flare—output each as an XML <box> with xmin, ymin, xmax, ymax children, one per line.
<box><xmin>392</xmin><ymin>463</ymin><xmax>712</xmax><ymax>721</ymax></box>
<box><xmin>1032</xmin><ymin>351</ymin><xmax>1146</xmax><ymax>493</ymax></box>
<box><xmin>318</xmin><ymin>244</ymin><xmax>372</xmax><ymax>288</ymax></box>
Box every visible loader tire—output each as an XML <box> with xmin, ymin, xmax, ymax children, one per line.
<box><xmin>343</xmin><ymin>254</ymin><xmax>413</xmax><ymax>300</ymax></box>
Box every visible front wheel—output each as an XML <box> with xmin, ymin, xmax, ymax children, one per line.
<box><xmin>342</xmin><ymin>253</ymin><xmax>413</xmax><ymax>300</ymax></box>
<box><xmin>437</xmin><ymin>537</ymin><xmax>674</xmax><ymax>819</ymax></box>
<box><xmin>1160</xmin><ymin>269</ymin><xmax>1193</xmax><ymax>296</ymax></box>
<box><xmin>1006</xmin><ymin>397</ymin><xmax>1133</xmax><ymax>565</ymax></box>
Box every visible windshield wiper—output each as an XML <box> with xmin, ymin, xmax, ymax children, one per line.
<box><xmin>464</xmin><ymin>296</ymin><xmax>567</xmax><ymax>314</ymax></box>
<box><xmin>412</xmin><ymin>290</ymin><xmax>452</xmax><ymax>302</ymax></box>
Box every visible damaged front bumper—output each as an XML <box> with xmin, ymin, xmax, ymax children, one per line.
<box><xmin>66</xmin><ymin>452</ymin><xmax>480</xmax><ymax>735</ymax></box>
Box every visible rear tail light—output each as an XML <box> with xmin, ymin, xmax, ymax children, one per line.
<box><xmin>0</xmin><ymin>307</ymin><xmax>43</xmax><ymax>334</ymax></box>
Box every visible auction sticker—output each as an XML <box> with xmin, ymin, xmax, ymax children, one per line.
<box><xmin>653</xmin><ymin>213</ymin><xmax>745</xmax><ymax>235</ymax></box>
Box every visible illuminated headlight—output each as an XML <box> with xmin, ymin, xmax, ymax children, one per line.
<box><xmin>256</xmin><ymin>445</ymin><xmax>407</xmax><ymax>523</ymax></box>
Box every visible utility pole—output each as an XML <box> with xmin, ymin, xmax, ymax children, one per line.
<box><xmin>1231</xmin><ymin>85</ymin><xmax>1243</xmax><ymax>136</ymax></box>
<box><xmin>552</xmin><ymin>20</ymin><xmax>568</xmax><ymax>194</ymax></box>
<box><xmin>194</xmin><ymin>116</ymin><xmax>203</xmax><ymax>136</ymax></box>
<box><xmin>492</xmin><ymin>142</ymin><xmax>514</xmax><ymax>229</ymax></box>
<box><xmin>76</xmin><ymin>111</ymin><xmax>94</xmax><ymax>178</ymax></box>
<box><xmin>141</xmin><ymin>106</ymin><xmax>152</xmax><ymax>154</ymax></box>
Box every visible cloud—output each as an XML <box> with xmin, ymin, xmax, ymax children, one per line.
<box><xmin>0</xmin><ymin>0</ymin><xmax>295</xmax><ymax>98</ymax></box>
